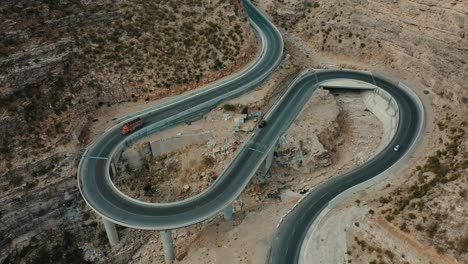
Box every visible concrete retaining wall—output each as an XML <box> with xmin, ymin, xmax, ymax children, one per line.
<box><xmin>299</xmin><ymin>79</ymin><xmax>425</xmax><ymax>264</ymax></box>
<box><xmin>150</xmin><ymin>132</ymin><xmax>212</xmax><ymax>157</ymax></box>
<box><xmin>361</xmin><ymin>88</ymin><xmax>399</xmax><ymax>153</ymax></box>
<box><xmin>320</xmin><ymin>79</ymin><xmax>376</xmax><ymax>90</ymax></box>
<box><xmin>112</xmin><ymin>144</ymin><xmax>125</xmax><ymax>168</ymax></box>
<box><xmin>120</xmin><ymin>143</ymin><xmax>152</xmax><ymax>170</ymax></box>
<box><xmin>119</xmin><ymin>132</ymin><xmax>212</xmax><ymax>169</ymax></box>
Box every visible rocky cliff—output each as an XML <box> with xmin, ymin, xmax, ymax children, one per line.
<box><xmin>265</xmin><ymin>0</ymin><xmax>467</xmax><ymax>262</ymax></box>
<box><xmin>0</xmin><ymin>0</ymin><xmax>254</xmax><ymax>263</ymax></box>
<box><xmin>270</xmin><ymin>0</ymin><xmax>467</xmax><ymax>103</ymax></box>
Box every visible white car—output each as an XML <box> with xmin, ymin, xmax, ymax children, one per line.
<box><xmin>393</xmin><ymin>145</ymin><xmax>400</xmax><ymax>151</ymax></box>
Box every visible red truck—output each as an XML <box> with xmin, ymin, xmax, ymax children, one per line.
<box><xmin>121</xmin><ymin>117</ymin><xmax>143</xmax><ymax>135</ymax></box>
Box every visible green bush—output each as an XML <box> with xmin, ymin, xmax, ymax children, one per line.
<box><xmin>379</xmin><ymin>196</ymin><xmax>390</xmax><ymax>204</ymax></box>
<box><xmin>155</xmin><ymin>154</ymin><xmax>167</xmax><ymax>161</ymax></box>
<box><xmin>222</xmin><ymin>104</ymin><xmax>236</xmax><ymax>112</ymax></box>
<box><xmin>399</xmin><ymin>222</ymin><xmax>409</xmax><ymax>233</ymax></box>
<box><xmin>385</xmin><ymin>214</ymin><xmax>394</xmax><ymax>222</ymax></box>
<box><xmin>456</xmin><ymin>236</ymin><xmax>468</xmax><ymax>254</ymax></box>
<box><xmin>144</xmin><ymin>183</ymin><xmax>152</xmax><ymax>193</ymax></box>
<box><xmin>415</xmin><ymin>223</ymin><xmax>424</xmax><ymax>231</ymax></box>
<box><xmin>426</xmin><ymin>222</ymin><xmax>439</xmax><ymax>238</ymax></box>
<box><xmin>9</xmin><ymin>175</ymin><xmax>23</xmax><ymax>186</ymax></box>
<box><xmin>202</xmin><ymin>156</ymin><xmax>215</xmax><ymax>167</ymax></box>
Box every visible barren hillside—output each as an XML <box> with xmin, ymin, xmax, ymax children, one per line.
<box><xmin>0</xmin><ymin>0</ymin><xmax>254</xmax><ymax>263</ymax></box>
<box><xmin>1</xmin><ymin>0</ymin><xmax>467</xmax><ymax>263</ymax></box>
<box><xmin>260</xmin><ymin>0</ymin><xmax>467</xmax><ymax>262</ymax></box>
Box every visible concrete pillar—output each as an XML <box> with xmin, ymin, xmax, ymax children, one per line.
<box><xmin>256</xmin><ymin>148</ymin><xmax>275</xmax><ymax>181</ymax></box>
<box><xmin>223</xmin><ymin>204</ymin><xmax>233</xmax><ymax>221</ymax></box>
<box><xmin>264</xmin><ymin>149</ymin><xmax>274</xmax><ymax>171</ymax></box>
<box><xmin>102</xmin><ymin>217</ymin><xmax>119</xmax><ymax>246</ymax></box>
<box><xmin>160</xmin><ymin>230</ymin><xmax>174</xmax><ymax>264</ymax></box>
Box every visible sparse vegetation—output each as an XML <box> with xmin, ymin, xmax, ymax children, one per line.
<box><xmin>0</xmin><ymin>0</ymin><xmax>251</xmax><ymax>164</ymax></box>
<box><xmin>223</xmin><ymin>104</ymin><xmax>237</xmax><ymax>112</ymax></box>
<box><xmin>2</xmin><ymin>230</ymin><xmax>90</xmax><ymax>264</ymax></box>
<box><xmin>456</xmin><ymin>236</ymin><xmax>468</xmax><ymax>254</ymax></box>
<box><xmin>75</xmin><ymin>0</ymin><xmax>248</xmax><ymax>94</ymax></box>
<box><xmin>202</xmin><ymin>156</ymin><xmax>216</xmax><ymax>167</ymax></box>
<box><xmin>375</xmin><ymin>121</ymin><xmax>467</xmax><ymax>260</ymax></box>
<box><xmin>8</xmin><ymin>175</ymin><xmax>23</xmax><ymax>186</ymax></box>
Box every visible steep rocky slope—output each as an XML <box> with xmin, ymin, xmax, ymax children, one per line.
<box><xmin>267</xmin><ymin>0</ymin><xmax>467</xmax><ymax>103</ymax></box>
<box><xmin>261</xmin><ymin>0</ymin><xmax>467</xmax><ymax>262</ymax></box>
<box><xmin>0</xmin><ymin>0</ymin><xmax>254</xmax><ymax>263</ymax></box>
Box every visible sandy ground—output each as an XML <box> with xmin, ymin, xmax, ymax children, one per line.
<box><xmin>303</xmin><ymin>205</ymin><xmax>368</xmax><ymax>264</ymax></box>
<box><xmin>113</xmin><ymin>95</ymin><xmax>263</xmax><ymax>203</ymax></box>
<box><xmin>301</xmin><ymin>79</ymin><xmax>438</xmax><ymax>264</ymax></box>
<box><xmin>176</xmin><ymin>197</ymin><xmax>298</xmax><ymax>264</ymax></box>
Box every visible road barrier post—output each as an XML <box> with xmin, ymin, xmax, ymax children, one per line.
<box><xmin>223</xmin><ymin>204</ymin><xmax>233</xmax><ymax>221</ymax></box>
<box><xmin>161</xmin><ymin>230</ymin><xmax>174</xmax><ymax>264</ymax></box>
<box><xmin>102</xmin><ymin>217</ymin><xmax>119</xmax><ymax>246</ymax></box>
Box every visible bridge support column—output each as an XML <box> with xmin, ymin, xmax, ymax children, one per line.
<box><xmin>264</xmin><ymin>149</ymin><xmax>274</xmax><ymax>172</ymax></box>
<box><xmin>102</xmin><ymin>217</ymin><xmax>119</xmax><ymax>246</ymax></box>
<box><xmin>223</xmin><ymin>204</ymin><xmax>233</xmax><ymax>221</ymax></box>
<box><xmin>160</xmin><ymin>230</ymin><xmax>174</xmax><ymax>264</ymax></box>
<box><xmin>256</xmin><ymin>148</ymin><xmax>275</xmax><ymax>182</ymax></box>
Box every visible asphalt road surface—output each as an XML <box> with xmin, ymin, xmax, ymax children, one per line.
<box><xmin>267</xmin><ymin>71</ymin><xmax>422</xmax><ymax>263</ymax></box>
<box><xmin>78</xmin><ymin>0</ymin><xmax>284</xmax><ymax>230</ymax></box>
<box><xmin>78</xmin><ymin>1</ymin><xmax>423</xmax><ymax>263</ymax></box>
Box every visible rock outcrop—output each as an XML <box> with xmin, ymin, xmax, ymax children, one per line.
<box><xmin>0</xmin><ymin>0</ymin><xmax>254</xmax><ymax>262</ymax></box>
<box><xmin>272</xmin><ymin>0</ymin><xmax>467</xmax><ymax>104</ymax></box>
<box><xmin>275</xmin><ymin>88</ymin><xmax>340</xmax><ymax>172</ymax></box>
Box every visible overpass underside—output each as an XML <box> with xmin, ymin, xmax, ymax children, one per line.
<box><xmin>320</xmin><ymin>79</ymin><xmax>377</xmax><ymax>90</ymax></box>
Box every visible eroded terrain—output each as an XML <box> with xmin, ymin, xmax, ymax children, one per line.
<box><xmin>0</xmin><ymin>0</ymin><xmax>254</xmax><ymax>262</ymax></box>
<box><xmin>1</xmin><ymin>0</ymin><xmax>467</xmax><ymax>263</ymax></box>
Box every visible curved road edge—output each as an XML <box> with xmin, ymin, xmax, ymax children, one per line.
<box><xmin>297</xmin><ymin>76</ymin><xmax>426</xmax><ymax>263</ymax></box>
<box><xmin>114</xmin><ymin>1</ymin><xmax>284</xmax><ymax>125</ymax></box>
<box><xmin>267</xmin><ymin>70</ymin><xmax>425</xmax><ymax>264</ymax></box>
<box><xmin>75</xmin><ymin>1</ymin><xmax>427</xmax><ymax>263</ymax></box>
<box><xmin>77</xmin><ymin>0</ymin><xmax>284</xmax><ymax>230</ymax></box>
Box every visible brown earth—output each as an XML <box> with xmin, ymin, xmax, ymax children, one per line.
<box><xmin>0</xmin><ymin>0</ymin><xmax>256</xmax><ymax>263</ymax></box>
<box><xmin>261</xmin><ymin>0</ymin><xmax>467</xmax><ymax>263</ymax></box>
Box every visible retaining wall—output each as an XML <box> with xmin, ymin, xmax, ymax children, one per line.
<box><xmin>150</xmin><ymin>132</ymin><xmax>212</xmax><ymax>157</ymax></box>
<box><xmin>299</xmin><ymin>79</ymin><xmax>425</xmax><ymax>264</ymax></box>
<box><xmin>361</xmin><ymin>88</ymin><xmax>399</xmax><ymax>153</ymax></box>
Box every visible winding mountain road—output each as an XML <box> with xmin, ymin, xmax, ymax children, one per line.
<box><xmin>77</xmin><ymin>0</ymin><xmax>424</xmax><ymax>263</ymax></box>
<box><xmin>78</xmin><ymin>0</ymin><xmax>283</xmax><ymax>230</ymax></box>
<box><xmin>267</xmin><ymin>71</ymin><xmax>423</xmax><ymax>263</ymax></box>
